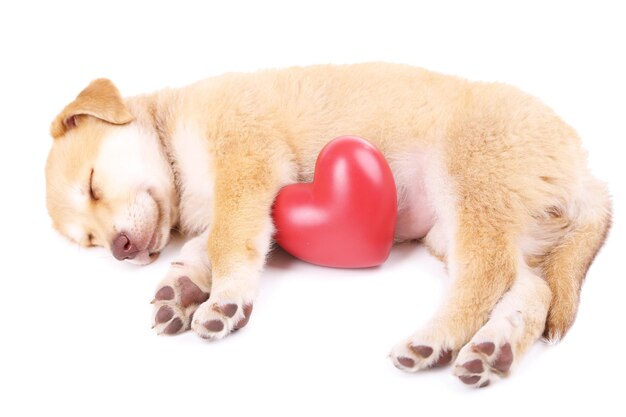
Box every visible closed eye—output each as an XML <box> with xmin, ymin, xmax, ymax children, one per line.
<box><xmin>89</xmin><ymin>169</ymin><xmax>99</xmax><ymax>201</ymax></box>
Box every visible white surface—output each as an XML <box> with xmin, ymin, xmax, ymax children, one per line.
<box><xmin>1</xmin><ymin>1</ymin><xmax>624</xmax><ymax>415</ymax></box>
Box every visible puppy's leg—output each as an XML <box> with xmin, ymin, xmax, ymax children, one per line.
<box><xmin>390</xmin><ymin>205</ymin><xmax>520</xmax><ymax>371</ymax></box>
<box><xmin>453</xmin><ymin>266</ymin><xmax>551</xmax><ymax>387</ymax></box>
<box><xmin>542</xmin><ymin>178</ymin><xmax>611</xmax><ymax>342</ymax></box>
<box><xmin>152</xmin><ymin>231</ymin><xmax>211</xmax><ymax>335</ymax></box>
<box><xmin>190</xmin><ymin>152</ymin><xmax>285</xmax><ymax>340</ymax></box>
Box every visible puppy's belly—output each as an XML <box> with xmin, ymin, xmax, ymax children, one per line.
<box><xmin>392</xmin><ymin>150</ymin><xmax>435</xmax><ymax>241</ymax></box>
<box><xmin>395</xmin><ymin>180</ymin><xmax>435</xmax><ymax>241</ymax></box>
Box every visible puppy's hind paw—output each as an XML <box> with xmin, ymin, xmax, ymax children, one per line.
<box><xmin>390</xmin><ymin>331</ymin><xmax>456</xmax><ymax>372</ymax></box>
<box><xmin>453</xmin><ymin>341</ymin><xmax>514</xmax><ymax>388</ymax></box>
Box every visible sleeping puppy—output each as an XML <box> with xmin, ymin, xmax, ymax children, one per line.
<box><xmin>45</xmin><ymin>63</ymin><xmax>611</xmax><ymax>387</ymax></box>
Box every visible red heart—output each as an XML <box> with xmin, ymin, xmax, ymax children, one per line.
<box><xmin>273</xmin><ymin>136</ymin><xmax>397</xmax><ymax>268</ymax></box>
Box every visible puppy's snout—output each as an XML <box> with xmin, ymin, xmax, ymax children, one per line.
<box><xmin>112</xmin><ymin>233</ymin><xmax>139</xmax><ymax>260</ymax></box>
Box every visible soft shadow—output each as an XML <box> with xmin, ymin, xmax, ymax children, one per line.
<box><xmin>266</xmin><ymin>246</ymin><xmax>298</xmax><ymax>270</ymax></box>
<box><xmin>387</xmin><ymin>240</ymin><xmax>420</xmax><ymax>265</ymax></box>
<box><xmin>265</xmin><ymin>241</ymin><xmax>428</xmax><ymax>275</ymax></box>
<box><xmin>160</xmin><ymin>230</ymin><xmax>186</xmax><ymax>258</ymax></box>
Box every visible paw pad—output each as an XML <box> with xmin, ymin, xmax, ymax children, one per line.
<box><xmin>179</xmin><ymin>276</ymin><xmax>210</xmax><ymax>308</ymax></box>
<box><xmin>472</xmin><ymin>342</ymin><xmax>495</xmax><ymax>356</ymax></box>
<box><xmin>459</xmin><ymin>375</ymin><xmax>481</xmax><ymax>385</ymax></box>
<box><xmin>234</xmin><ymin>304</ymin><xmax>253</xmax><ymax>330</ymax></box>
<box><xmin>410</xmin><ymin>345</ymin><xmax>433</xmax><ymax>358</ymax></box>
<box><xmin>164</xmin><ymin>318</ymin><xmax>183</xmax><ymax>335</ymax></box>
<box><xmin>155</xmin><ymin>305</ymin><xmax>174</xmax><ymax>324</ymax></box>
<box><xmin>396</xmin><ymin>357</ymin><xmax>415</xmax><ymax>368</ymax></box>
<box><xmin>493</xmin><ymin>343</ymin><xmax>513</xmax><ymax>373</ymax></box>
<box><xmin>213</xmin><ymin>303</ymin><xmax>238</xmax><ymax>318</ymax></box>
<box><xmin>203</xmin><ymin>319</ymin><xmax>225</xmax><ymax>332</ymax></box>
<box><xmin>462</xmin><ymin>359</ymin><xmax>484</xmax><ymax>373</ymax></box>
<box><xmin>433</xmin><ymin>350</ymin><xmax>453</xmax><ymax>367</ymax></box>
<box><xmin>154</xmin><ymin>286</ymin><xmax>174</xmax><ymax>301</ymax></box>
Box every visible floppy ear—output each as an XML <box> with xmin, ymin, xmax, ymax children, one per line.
<box><xmin>50</xmin><ymin>78</ymin><xmax>134</xmax><ymax>138</ymax></box>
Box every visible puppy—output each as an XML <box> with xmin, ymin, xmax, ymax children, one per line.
<box><xmin>45</xmin><ymin>63</ymin><xmax>611</xmax><ymax>387</ymax></box>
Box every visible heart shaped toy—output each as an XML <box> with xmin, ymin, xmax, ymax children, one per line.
<box><xmin>272</xmin><ymin>136</ymin><xmax>397</xmax><ymax>268</ymax></box>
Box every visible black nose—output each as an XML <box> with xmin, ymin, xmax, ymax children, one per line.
<box><xmin>112</xmin><ymin>233</ymin><xmax>139</xmax><ymax>260</ymax></box>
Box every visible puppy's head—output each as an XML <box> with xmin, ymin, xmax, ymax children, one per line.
<box><xmin>46</xmin><ymin>79</ymin><xmax>177</xmax><ymax>265</ymax></box>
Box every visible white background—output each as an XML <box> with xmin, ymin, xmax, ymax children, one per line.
<box><xmin>1</xmin><ymin>1</ymin><xmax>624</xmax><ymax>415</ymax></box>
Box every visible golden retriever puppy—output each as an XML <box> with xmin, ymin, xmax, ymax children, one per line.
<box><xmin>45</xmin><ymin>63</ymin><xmax>611</xmax><ymax>387</ymax></box>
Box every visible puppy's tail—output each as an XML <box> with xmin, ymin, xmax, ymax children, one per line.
<box><xmin>541</xmin><ymin>176</ymin><xmax>612</xmax><ymax>342</ymax></box>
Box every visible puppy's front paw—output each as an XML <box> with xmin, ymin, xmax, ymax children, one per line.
<box><xmin>191</xmin><ymin>299</ymin><xmax>253</xmax><ymax>340</ymax></box>
<box><xmin>152</xmin><ymin>263</ymin><xmax>210</xmax><ymax>335</ymax></box>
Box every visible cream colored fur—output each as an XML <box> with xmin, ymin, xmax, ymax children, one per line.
<box><xmin>45</xmin><ymin>63</ymin><xmax>611</xmax><ymax>388</ymax></box>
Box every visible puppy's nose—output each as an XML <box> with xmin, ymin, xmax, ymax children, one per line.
<box><xmin>111</xmin><ymin>233</ymin><xmax>139</xmax><ymax>260</ymax></box>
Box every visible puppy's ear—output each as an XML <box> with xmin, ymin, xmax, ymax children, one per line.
<box><xmin>50</xmin><ymin>78</ymin><xmax>134</xmax><ymax>138</ymax></box>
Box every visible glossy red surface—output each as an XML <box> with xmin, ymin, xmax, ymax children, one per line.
<box><xmin>273</xmin><ymin>136</ymin><xmax>397</xmax><ymax>268</ymax></box>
